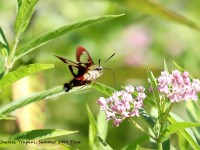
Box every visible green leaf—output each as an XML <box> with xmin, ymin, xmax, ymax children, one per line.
<box><xmin>163</xmin><ymin>60</ymin><xmax>168</xmax><ymax>72</ymax></box>
<box><xmin>186</xmin><ymin>101</ymin><xmax>200</xmax><ymax>142</ymax></box>
<box><xmin>0</xmin><ymin>82</ymin><xmax>94</xmax><ymax>115</ymax></box>
<box><xmin>177</xmin><ymin>132</ymin><xmax>190</xmax><ymax>150</ymax></box>
<box><xmin>14</xmin><ymin>14</ymin><xmax>124</xmax><ymax>61</ymax></box>
<box><xmin>14</xmin><ymin>0</ymin><xmax>39</xmax><ymax>34</ymax></box>
<box><xmin>186</xmin><ymin>101</ymin><xmax>200</xmax><ymax>123</ymax></box>
<box><xmin>97</xmin><ymin>110</ymin><xmax>108</xmax><ymax>140</ymax></box>
<box><xmin>129</xmin><ymin>0</ymin><xmax>200</xmax><ymax>31</ymax></box>
<box><xmin>17</xmin><ymin>0</ymin><xmax>23</xmax><ymax>10</ymax></box>
<box><xmin>97</xmin><ymin>135</ymin><xmax>113</xmax><ymax>150</ymax></box>
<box><xmin>91</xmin><ymin>82</ymin><xmax>116</xmax><ymax>96</ymax></box>
<box><xmin>0</xmin><ymin>27</ymin><xmax>9</xmax><ymax>78</ymax></box>
<box><xmin>9</xmin><ymin>129</ymin><xmax>78</xmax><ymax>140</ymax></box>
<box><xmin>0</xmin><ymin>26</ymin><xmax>9</xmax><ymax>54</ymax></box>
<box><xmin>0</xmin><ymin>54</ymin><xmax>5</xmax><ymax>79</ymax></box>
<box><xmin>163</xmin><ymin>122</ymin><xmax>200</xmax><ymax>137</ymax></box>
<box><xmin>173</xmin><ymin>61</ymin><xmax>185</xmax><ymax>72</ymax></box>
<box><xmin>146</xmin><ymin>66</ymin><xmax>160</xmax><ymax>108</ymax></box>
<box><xmin>86</xmin><ymin>104</ymin><xmax>98</xmax><ymax>150</ymax></box>
<box><xmin>143</xmin><ymin>95</ymin><xmax>156</xmax><ymax>107</ymax></box>
<box><xmin>139</xmin><ymin>108</ymin><xmax>155</xmax><ymax>128</ymax></box>
<box><xmin>0</xmin><ymin>63</ymin><xmax>54</xmax><ymax>89</ymax></box>
<box><xmin>0</xmin><ymin>48</ymin><xmax>8</xmax><ymax>59</ymax></box>
<box><xmin>0</xmin><ymin>115</ymin><xmax>15</xmax><ymax>120</ymax></box>
<box><xmin>0</xmin><ymin>86</ymin><xmax>63</xmax><ymax>115</ymax></box>
<box><xmin>162</xmin><ymin>138</ymin><xmax>170</xmax><ymax>150</ymax></box>
<box><xmin>87</xmin><ymin>105</ymin><xmax>112</xmax><ymax>150</ymax></box>
<box><xmin>168</xmin><ymin>114</ymin><xmax>200</xmax><ymax>150</ymax></box>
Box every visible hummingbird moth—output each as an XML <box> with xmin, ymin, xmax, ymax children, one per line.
<box><xmin>55</xmin><ymin>46</ymin><xmax>115</xmax><ymax>92</ymax></box>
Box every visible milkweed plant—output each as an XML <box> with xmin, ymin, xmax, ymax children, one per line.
<box><xmin>98</xmin><ymin>70</ymin><xmax>200</xmax><ymax>127</ymax></box>
<box><xmin>94</xmin><ymin>65</ymin><xmax>200</xmax><ymax>150</ymax></box>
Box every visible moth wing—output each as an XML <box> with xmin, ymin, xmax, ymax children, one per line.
<box><xmin>55</xmin><ymin>55</ymin><xmax>78</xmax><ymax>66</ymax></box>
<box><xmin>76</xmin><ymin>46</ymin><xmax>94</xmax><ymax>67</ymax></box>
<box><xmin>69</xmin><ymin>65</ymin><xmax>87</xmax><ymax>79</ymax></box>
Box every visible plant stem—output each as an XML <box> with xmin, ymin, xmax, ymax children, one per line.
<box><xmin>5</xmin><ymin>32</ymin><xmax>20</xmax><ymax>75</ymax></box>
<box><xmin>157</xmin><ymin>141</ymin><xmax>163</xmax><ymax>150</ymax></box>
<box><xmin>162</xmin><ymin>103</ymin><xmax>173</xmax><ymax>124</ymax></box>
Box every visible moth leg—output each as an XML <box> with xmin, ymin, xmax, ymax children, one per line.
<box><xmin>76</xmin><ymin>81</ymin><xmax>91</xmax><ymax>91</ymax></box>
<box><xmin>91</xmin><ymin>79</ymin><xmax>98</xmax><ymax>87</ymax></box>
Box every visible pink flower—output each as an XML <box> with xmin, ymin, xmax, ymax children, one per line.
<box><xmin>97</xmin><ymin>85</ymin><xmax>146</xmax><ymax>127</ymax></box>
<box><xmin>125</xmin><ymin>85</ymin><xmax>135</xmax><ymax>93</ymax></box>
<box><xmin>157</xmin><ymin>71</ymin><xmax>172</xmax><ymax>94</ymax></box>
<box><xmin>184</xmin><ymin>77</ymin><xmax>190</xmax><ymax>85</ymax></box>
<box><xmin>182</xmin><ymin>71</ymin><xmax>189</xmax><ymax>78</ymax></box>
<box><xmin>136</xmin><ymin>86</ymin><xmax>145</xmax><ymax>92</ymax></box>
<box><xmin>157</xmin><ymin>70</ymin><xmax>200</xmax><ymax>102</ymax></box>
<box><xmin>113</xmin><ymin>118</ymin><xmax>123</xmax><ymax>127</ymax></box>
<box><xmin>106</xmin><ymin>111</ymin><xmax>115</xmax><ymax>120</ymax></box>
<box><xmin>130</xmin><ymin>108</ymin><xmax>140</xmax><ymax>117</ymax></box>
<box><xmin>97</xmin><ymin>97</ymin><xmax>106</xmax><ymax>106</ymax></box>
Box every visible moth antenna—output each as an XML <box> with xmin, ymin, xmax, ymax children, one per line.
<box><xmin>103</xmin><ymin>68</ymin><xmax>116</xmax><ymax>86</ymax></box>
<box><xmin>103</xmin><ymin>53</ymin><xmax>115</xmax><ymax>65</ymax></box>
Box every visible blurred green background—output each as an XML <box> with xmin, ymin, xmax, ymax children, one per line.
<box><xmin>1</xmin><ymin>0</ymin><xmax>200</xmax><ymax>149</ymax></box>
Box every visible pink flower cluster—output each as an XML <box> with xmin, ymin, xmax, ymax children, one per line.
<box><xmin>157</xmin><ymin>70</ymin><xmax>200</xmax><ymax>102</ymax></box>
<box><xmin>97</xmin><ymin>85</ymin><xmax>146</xmax><ymax>127</ymax></box>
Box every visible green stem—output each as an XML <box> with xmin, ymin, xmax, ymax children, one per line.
<box><xmin>5</xmin><ymin>32</ymin><xmax>20</xmax><ymax>75</ymax></box>
<box><xmin>162</xmin><ymin>103</ymin><xmax>173</xmax><ymax>124</ymax></box>
<box><xmin>157</xmin><ymin>141</ymin><xmax>163</xmax><ymax>150</ymax></box>
<box><xmin>156</xmin><ymin>104</ymin><xmax>172</xmax><ymax>142</ymax></box>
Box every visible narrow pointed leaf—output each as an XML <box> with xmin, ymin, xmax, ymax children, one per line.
<box><xmin>0</xmin><ymin>27</ymin><xmax>9</xmax><ymax>78</ymax></box>
<box><xmin>139</xmin><ymin>108</ymin><xmax>155</xmax><ymax>128</ymax></box>
<box><xmin>91</xmin><ymin>82</ymin><xmax>116</xmax><ymax>96</ymax></box>
<box><xmin>163</xmin><ymin>60</ymin><xmax>168</xmax><ymax>72</ymax></box>
<box><xmin>129</xmin><ymin>0</ymin><xmax>200</xmax><ymax>31</ymax></box>
<box><xmin>186</xmin><ymin>101</ymin><xmax>200</xmax><ymax>142</ymax></box>
<box><xmin>97</xmin><ymin>135</ymin><xmax>113</xmax><ymax>150</ymax></box>
<box><xmin>0</xmin><ymin>86</ymin><xmax>63</xmax><ymax>115</ymax></box>
<box><xmin>177</xmin><ymin>132</ymin><xmax>190</xmax><ymax>150</ymax></box>
<box><xmin>163</xmin><ymin>122</ymin><xmax>200</xmax><ymax>137</ymax></box>
<box><xmin>15</xmin><ymin>14</ymin><xmax>124</xmax><ymax>60</ymax></box>
<box><xmin>146</xmin><ymin>66</ymin><xmax>160</xmax><ymax>106</ymax></box>
<box><xmin>0</xmin><ymin>26</ymin><xmax>9</xmax><ymax>54</ymax></box>
<box><xmin>186</xmin><ymin>101</ymin><xmax>200</xmax><ymax>123</ymax></box>
<box><xmin>97</xmin><ymin>110</ymin><xmax>108</xmax><ymax>140</ymax></box>
<box><xmin>168</xmin><ymin>114</ymin><xmax>200</xmax><ymax>149</ymax></box>
<box><xmin>0</xmin><ymin>54</ymin><xmax>4</xmax><ymax>79</ymax></box>
<box><xmin>86</xmin><ymin>104</ymin><xmax>98</xmax><ymax>150</ymax></box>
<box><xmin>0</xmin><ymin>115</ymin><xmax>15</xmax><ymax>120</ymax></box>
<box><xmin>0</xmin><ymin>82</ymin><xmax>94</xmax><ymax>116</ymax></box>
<box><xmin>14</xmin><ymin>0</ymin><xmax>39</xmax><ymax>34</ymax></box>
<box><xmin>87</xmin><ymin>105</ymin><xmax>111</xmax><ymax>149</ymax></box>
<box><xmin>0</xmin><ymin>63</ymin><xmax>54</xmax><ymax>89</ymax></box>
<box><xmin>173</xmin><ymin>61</ymin><xmax>186</xmax><ymax>73</ymax></box>
<box><xmin>9</xmin><ymin>129</ymin><xmax>78</xmax><ymax>140</ymax></box>
<box><xmin>17</xmin><ymin>0</ymin><xmax>23</xmax><ymax>10</ymax></box>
